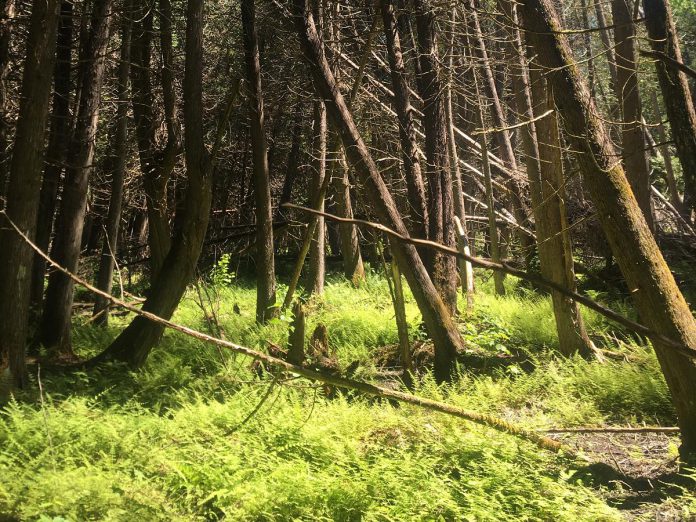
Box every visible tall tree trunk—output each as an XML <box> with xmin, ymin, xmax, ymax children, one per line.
<box><xmin>0</xmin><ymin>0</ymin><xmax>61</xmax><ymax>387</ymax></box>
<box><xmin>307</xmin><ymin>100</ymin><xmax>327</xmax><ymax>296</ymax></box>
<box><xmin>41</xmin><ymin>0</ymin><xmax>114</xmax><ymax>355</ymax></box>
<box><xmin>643</xmin><ymin>0</ymin><xmax>696</xmax><ymax>219</ymax></box>
<box><xmin>242</xmin><ymin>0</ymin><xmax>277</xmax><ymax>323</ymax></box>
<box><xmin>30</xmin><ymin>0</ymin><xmax>74</xmax><ymax>313</ymax></box>
<box><xmin>413</xmin><ymin>0</ymin><xmax>458</xmax><ymax>315</ymax></box>
<box><xmin>613</xmin><ymin>0</ymin><xmax>653</xmax><ymax>229</ymax></box>
<box><xmin>0</xmin><ymin>0</ymin><xmax>15</xmax><ymax>199</ymax></box>
<box><xmin>521</xmin><ymin>0</ymin><xmax>696</xmax><ymax>456</ymax></box>
<box><xmin>93</xmin><ymin>5</ymin><xmax>132</xmax><ymax>326</ymax></box>
<box><xmin>291</xmin><ymin>0</ymin><xmax>465</xmax><ymax>382</ymax></box>
<box><xmin>380</xmin><ymin>0</ymin><xmax>428</xmax><ymax>240</ymax></box>
<box><xmin>504</xmin><ymin>0</ymin><xmax>595</xmax><ymax>357</ymax></box>
<box><xmin>529</xmin><ymin>76</ymin><xmax>596</xmax><ymax>358</ymax></box>
<box><xmin>92</xmin><ymin>0</ymin><xmax>213</xmax><ymax>368</ymax></box>
<box><xmin>129</xmin><ymin>2</ymin><xmax>176</xmax><ymax>277</ymax></box>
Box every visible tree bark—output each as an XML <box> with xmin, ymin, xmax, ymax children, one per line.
<box><xmin>242</xmin><ymin>0</ymin><xmax>277</xmax><ymax>322</ymax></box>
<box><xmin>613</xmin><ymin>0</ymin><xmax>653</xmax><ymax>230</ymax></box>
<box><xmin>521</xmin><ymin>0</ymin><xmax>696</xmax><ymax>456</ymax></box>
<box><xmin>413</xmin><ymin>0</ymin><xmax>458</xmax><ymax>315</ymax></box>
<box><xmin>290</xmin><ymin>0</ymin><xmax>465</xmax><ymax>382</ymax></box>
<box><xmin>30</xmin><ymin>0</ymin><xmax>74</xmax><ymax>314</ymax></box>
<box><xmin>41</xmin><ymin>0</ymin><xmax>114</xmax><ymax>355</ymax></box>
<box><xmin>0</xmin><ymin>0</ymin><xmax>15</xmax><ymax>199</ymax></box>
<box><xmin>380</xmin><ymin>0</ymin><xmax>428</xmax><ymax>240</ymax></box>
<box><xmin>129</xmin><ymin>2</ymin><xmax>178</xmax><ymax>277</ymax></box>
<box><xmin>643</xmin><ymin>0</ymin><xmax>696</xmax><ymax>219</ymax></box>
<box><xmin>0</xmin><ymin>0</ymin><xmax>61</xmax><ymax>387</ymax></box>
<box><xmin>333</xmin><ymin>148</ymin><xmax>365</xmax><ymax>285</ymax></box>
<box><xmin>307</xmin><ymin>100</ymin><xmax>327</xmax><ymax>296</ymax></box>
<box><xmin>93</xmin><ymin>5</ymin><xmax>133</xmax><ymax>326</ymax></box>
<box><xmin>92</xmin><ymin>0</ymin><xmax>213</xmax><ymax>368</ymax></box>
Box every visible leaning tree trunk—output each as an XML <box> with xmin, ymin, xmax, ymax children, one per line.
<box><xmin>291</xmin><ymin>0</ymin><xmax>465</xmax><ymax>382</ymax></box>
<box><xmin>92</xmin><ymin>0</ymin><xmax>213</xmax><ymax>368</ymax></box>
<box><xmin>0</xmin><ymin>0</ymin><xmax>61</xmax><ymax>388</ymax></box>
<box><xmin>93</xmin><ymin>5</ymin><xmax>133</xmax><ymax>326</ymax></box>
<box><xmin>643</xmin><ymin>0</ymin><xmax>696</xmax><ymax>219</ymax></box>
<box><xmin>413</xmin><ymin>0</ymin><xmax>458</xmax><ymax>315</ymax></box>
<box><xmin>521</xmin><ymin>0</ymin><xmax>696</xmax><ymax>457</ymax></box>
<box><xmin>242</xmin><ymin>0</ymin><xmax>277</xmax><ymax>323</ymax></box>
<box><xmin>40</xmin><ymin>0</ymin><xmax>113</xmax><ymax>356</ymax></box>
<box><xmin>380</xmin><ymin>0</ymin><xmax>428</xmax><ymax>240</ymax></box>
<box><xmin>613</xmin><ymin>0</ymin><xmax>653</xmax><ymax>230</ymax></box>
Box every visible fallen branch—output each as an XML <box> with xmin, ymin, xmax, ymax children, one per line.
<box><xmin>542</xmin><ymin>426</ymin><xmax>679</xmax><ymax>434</ymax></box>
<box><xmin>283</xmin><ymin>203</ymin><xmax>696</xmax><ymax>361</ymax></box>
<box><xmin>2</xmin><ymin>210</ymin><xmax>568</xmax><ymax>455</ymax></box>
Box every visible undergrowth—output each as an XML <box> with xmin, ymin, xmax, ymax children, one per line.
<box><xmin>0</xmin><ymin>270</ymin><xmax>693</xmax><ymax>521</ymax></box>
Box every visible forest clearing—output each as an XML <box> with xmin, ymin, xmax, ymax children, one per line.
<box><xmin>1</xmin><ymin>0</ymin><xmax>696</xmax><ymax>519</ymax></box>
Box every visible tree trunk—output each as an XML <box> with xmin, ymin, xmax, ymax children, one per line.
<box><xmin>333</xmin><ymin>148</ymin><xmax>365</xmax><ymax>285</ymax></box>
<box><xmin>380</xmin><ymin>0</ymin><xmax>428</xmax><ymax>240</ymax></box>
<box><xmin>0</xmin><ymin>0</ymin><xmax>61</xmax><ymax>387</ymax></box>
<box><xmin>613</xmin><ymin>0</ymin><xmax>653</xmax><ymax>229</ymax></box>
<box><xmin>291</xmin><ymin>0</ymin><xmax>465</xmax><ymax>382</ymax></box>
<box><xmin>92</xmin><ymin>0</ymin><xmax>213</xmax><ymax>368</ymax></box>
<box><xmin>129</xmin><ymin>2</ymin><xmax>175</xmax><ymax>277</ymax></box>
<box><xmin>0</xmin><ymin>0</ymin><xmax>15</xmax><ymax>199</ymax></box>
<box><xmin>242</xmin><ymin>0</ymin><xmax>277</xmax><ymax>323</ymax></box>
<box><xmin>521</xmin><ymin>0</ymin><xmax>696</xmax><ymax>456</ymax></box>
<box><xmin>41</xmin><ymin>0</ymin><xmax>114</xmax><ymax>355</ymax></box>
<box><xmin>643</xmin><ymin>0</ymin><xmax>696</xmax><ymax>219</ymax></box>
<box><xmin>93</xmin><ymin>5</ymin><xmax>132</xmax><ymax>326</ymax></box>
<box><xmin>529</xmin><ymin>74</ymin><xmax>596</xmax><ymax>358</ymax></box>
<box><xmin>307</xmin><ymin>100</ymin><xmax>327</xmax><ymax>296</ymax></box>
<box><xmin>503</xmin><ymin>0</ymin><xmax>595</xmax><ymax>357</ymax></box>
<box><xmin>30</xmin><ymin>0</ymin><xmax>74</xmax><ymax>314</ymax></box>
<box><xmin>413</xmin><ymin>0</ymin><xmax>458</xmax><ymax>315</ymax></box>
<box><xmin>593</xmin><ymin>0</ymin><xmax>619</xmax><ymax>99</ymax></box>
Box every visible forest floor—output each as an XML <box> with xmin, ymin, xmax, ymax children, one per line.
<box><xmin>1</xmin><ymin>268</ymin><xmax>695</xmax><ymax>521</ymax></box>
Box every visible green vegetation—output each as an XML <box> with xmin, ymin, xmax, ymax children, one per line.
<box><xmin>1</xmin><ymin>271</ymin><xmax>694</xmax><ymax>520</ymax></box>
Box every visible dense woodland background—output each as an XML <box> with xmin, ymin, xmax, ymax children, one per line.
<box><xmin>1</xmin><ymin>0</ymin><xmax>696</xmax><ymax>519</ymax></box>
